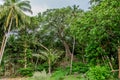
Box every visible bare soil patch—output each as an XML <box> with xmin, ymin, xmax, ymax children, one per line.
<box><xmin>0</xmin><ymin>78</ymin><xmax>26</xmax><ymax>80</ymax></box>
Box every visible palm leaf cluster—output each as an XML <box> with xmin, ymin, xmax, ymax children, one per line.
<box><xmin>0</xmin><ymin>0</ymin><xmax>32</xmax><ymax>64</ymax></box>
<box><xmin>0</xmin><ymin>0</ymin><xmax>32</xmax><ymax>31</ymax></box>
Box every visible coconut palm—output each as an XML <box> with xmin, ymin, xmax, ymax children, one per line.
<box><xmin>0</xmin><ymin>0</ymin><xmax>32</xmax><ymax>64</ymax></box>
<box><xmin>32</xmin><ymin>43</ymin><xmax>63</xmax><ymax>75</ymax></box>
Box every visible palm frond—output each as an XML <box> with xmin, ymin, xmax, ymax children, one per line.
<box><xmin>40</xmin><ymin>50</ymin><xmax>49</xmax><ymax>58</ymax></box>
<box><xmin>16</xmin><ymin>0</ymin><xmax>32</xmax><ymax>14</ymax></box>
<box><xmin>39</xmin><ymin>43</ymin><xmax>49</xmax><ymax>52</ymax></box>
<box><xmin>5</xmin><ymin>8</ymin><xmax>13</xmax><ymax>28</ymax></box>
<box><xmin>3</xmin><ymin>0</ymin><xmax>11</xmax><ymax>6</ymax></box>
<box><xmin>19</xmin><ymin>6</ymin><xmax>32</xmax><ymax>14</ymax></box>
<box><xmin>15</xmin><ymin>14</ymin><xmax>18</xmax><ymax>27</ymax></box>
<box><xmin>32</xmin><ymin>53</ymin><xmax>47</xmax><ymax>60</ymax></box>
<box><xmin>16</xmin><ymin>8</ymin><xmax>31</xmax><ymax>25</ymax></box>
<box><xmin>0</xmin><ymin>6</ymin><xmax>8</xmax><ymax>20</ymax></box>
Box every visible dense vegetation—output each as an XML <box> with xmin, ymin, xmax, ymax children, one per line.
<box><xmin>0</xmin><ymin>0</ymin><xmax>120</xmax><ymax>80</ymax></box>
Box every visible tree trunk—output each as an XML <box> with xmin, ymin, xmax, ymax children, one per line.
<box><xmin>70</xmin><ymin>37</ymin><xmax>75</xmax><ymax>74</ymax></box>
<box><xmin>62</xmin><ymin>41</ymin><xmax>72</xmax><ymax>60</ymax></box>
<box><xmin>0</xmin><ymin>36</ymin><xmax>6</xmax><ymax>64</ymax></box>
<box><xmin>0</xmin><ymin>18</ymin><xmax>13</xmax><ymax>65</ymax></box>
<box><xmin>35</xmin><ymin>57</ymin><xmax>39</xmax><ymax>70</ymax></box>
<box><xmin>24</xmin><ymin>42</ymin><xmax>27</xmax><ymax>69</ymax></box>
<box><xmin>48</xmin><ymin>59</ymin><xmax>51</xmax><ymax>75</ymax></box>
<box><xmin>57</xmin><ymin>28</ymin><xmax>72</xmax><ymax>60</ymax></box>
<box><xmin>118</xmin><ymin>46</ymin><xmax>120</xmax><ymax>79</ymax></box>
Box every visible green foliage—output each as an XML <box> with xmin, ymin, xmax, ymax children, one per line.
<box><xmin>18</xmin><ymin>67</ymin><xmax>33</xmax><ymax>77</ymax></box>
<box><xmin>36</xmin><ymin>63</ymin><xmax>48</xmax><ymax>71</ymax></box>
<box><xmin>0</xmin><ymin>0</ymin><xmax>120</xmax><ymax>79</ymax></box>
<box><xmin>50</xmin><ymin>68</ymin><xmax>68</xmax><ymax>80</ymax></box>
<box><xmin>72</xmin><ymin>62</ymin><xmax>89</xmax><ymax>73</ymax></box>
<box><xmin>70</xmin><ymin>0</ymin><xmax>120</xmax><ymax>67</ymax></box>
<box><xmin>86</xmin><ymin>66</ymin><xmax>111</xmax><ymax>80</ymax></box>
<box><xmin>63</xmin><ymin>75</ymin><xmax>80</xmax><ymax>80</ymax></box>
<box><xmin>65</xmin><ymin>62</ymin><xmax>89</xmax><ymax>74</ymax></box>
<box><xmin>0</xmin><ymin>66</ymin><xmax>4</xmax><ymax>76</ymax></box>
<box><xmin>85</xmin><ymin>42</ymin><xmax>107</xmax><ymax>65</ymax></box>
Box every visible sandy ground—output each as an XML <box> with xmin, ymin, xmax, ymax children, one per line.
<box><xmin>0</xmin><ymin>78</ymin><xmax>26</xmax><ymax>80</ymax></box>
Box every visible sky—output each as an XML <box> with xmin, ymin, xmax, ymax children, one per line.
<box><xmin>0</xmin><ymin>0</ymin><xmax>90</xmax><ymax>15</ymax></box>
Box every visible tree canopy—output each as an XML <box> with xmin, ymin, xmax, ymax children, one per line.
<box><xmin>0</xmin><ymin>0</ymin><xmax>120</xmax><ymax>79</ymax></box>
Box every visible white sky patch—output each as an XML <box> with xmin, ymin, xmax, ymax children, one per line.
<box><xmin>0</xmin><ymin>0</ymin><xmax>90</xmax><ymax>16</ymax></box>
<box><xmin>32</xmin><ymin>5</ymin><xmax>49</xmax><ymax>15</ymax></box>
<box><xmin>26</xmin><ymin>4</ymin><xmax>49</xmax><ymax>16</ymax></box>
<box><xmin>29</xmin><ymin>0</ymin><xmax>90</xmax><ymax>15</ymax></box>
<box><xmin>0</xmin><ymin>0</ymin><xmax>3</xmax><ymax>4</ymax></box>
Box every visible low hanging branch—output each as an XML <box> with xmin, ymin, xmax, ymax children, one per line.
<box><xmin>109</xmin><ymin>46</ymin><xmax>120</xmax><ymax>78</ymax></box>
<box><xmin>104</xmin><ymin>56</ymin><xmax>119</xmax><ymax>73</ymax></box>
<box><xmin>106</xmin><ymin>56</ymin><xmax>114</xmax><ymax>71</ymax></box>
<box><xmin>111</xmin><ymin>70</ymin><xmax>118</xmax><ymax>72</ymax></box>
<box><xmin>39</xmin><ymin>43</ymin><xmax>49</xmax><ymax>52</ymax></box>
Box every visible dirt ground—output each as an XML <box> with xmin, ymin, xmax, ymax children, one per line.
<box><xmin>0</xmin><ymin>78</ymin><xmax>26</xmax><ymax>80</ymax></box>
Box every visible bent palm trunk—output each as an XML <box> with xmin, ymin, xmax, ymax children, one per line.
<box><xmin>0</xmin><ymin>35</ymin><xmax>7</xmax><ymax>64</ymax></box>
<box><xmin>0</xmin><ymin>18</ymin><xmax>13</xmax><ymax>65</ymax></box>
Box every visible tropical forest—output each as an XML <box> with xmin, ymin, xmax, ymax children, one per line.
<box><xmin>0</xmin><ymin>0</ymin><xmax>120</xmax><ymax>80</ymax></box>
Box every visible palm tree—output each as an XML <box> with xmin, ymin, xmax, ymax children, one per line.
<box><xmin>40</xmin><ymin>49</ymin><xmax>57</xmax><ymax>75</ymax></box>
<box><xmin>0</xmin><ymin>0</ymin><xmax>32</xmax><ymax>64</ymax></box>
<box><xmin>32</xmin><ymin>43</ymin><xmax>63</xmax><ymax>75</ymax></box>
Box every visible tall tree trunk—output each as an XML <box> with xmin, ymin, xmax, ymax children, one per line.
<box><xmin>48</xmin><ymin>59</ymin><xmax>51</xmax><ymax>75</ymax></box>
<box><xmin>0</xmin><ymin>36</ymin><xmax>6</xmax><ymax>64</ymax></box>
<box><xmin>0</xmin><ymin>18</ymin><xmax>13</xmax><ymax>65</ymax></box>
<box><xmin>24</xmin><ymin>42</ymin><xmax>27</xmax><ymax>69</ymax></box>
<box><xmin>57</xmin><ymin>28</ymin><xmax>72</xmax><ymax>60</ymax></box>
<box><xmin>118</xmin><ymin>46</ymin><xmax>120</xmax><ymax>79</ymax></box>
<box><xmin>70</xmin><ymin>37</ymin><xmax>75</xmax><ymax>74</ymax></box>
<box><xmin>62</xmin><ymin>40</ymin><xmax>72</xmax><ymax>60</ymax></box>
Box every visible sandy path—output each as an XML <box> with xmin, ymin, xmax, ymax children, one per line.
<box><xmin>0</xmin><ymin>78</ymin><xmax>26</xmax><ymax>80</ymax></box>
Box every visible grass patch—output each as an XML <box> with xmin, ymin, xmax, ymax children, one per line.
<box><xmin>63</xmin><ymin>75</ymin><xmax>79</xmax><ymax>80</ymax></box>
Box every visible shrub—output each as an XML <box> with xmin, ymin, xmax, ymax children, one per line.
<box><xmin>65</xmin><ymin>62</ymin><xmax>89</xmax><ymax>74</ymax></box>
<box><xmin>19</xmin><ymin>67</ymin><xmax>33</xmax><ymax>77</ymax></box>
<box><xmin>86</xmin><ymin>66</ymin><xmax>110</xmax><ymax>80</ymax></box>
<box><xmin>50</xmin><ymin>68</ymin><xmax>68</xmax><ymax>80</ymax></box>
<box><xmin>36</xmin><ymin>63</ymin><xmax>48</xmax><ymax>71</ymax></box>
<box><xmin>72</xmin><ymin>62</ymin><xmax>89</xmax><ymax>73</ymax></box>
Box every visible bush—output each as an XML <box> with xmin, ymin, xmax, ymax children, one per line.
<box><xmin>72</xmin><ymin>62</ymin><xmax>89</xmax><ymax>73</ymax></box>
<box><xmin>36</xmin><ymin>63</ymin><xmax>48</xmax><ymax>71</ymax></box>
<box><xmin>63</xmin><ymin>75</ymin><xmax>80</xmax><ymax>80</ymax></box>
<box><xmin>50</xmin><ymin>68</ymin><xmax>68</xmax><ymax>80</ymax></box>
<box><xmin>65</xmin><ymin>62</ymin><xmax>89</xmax><ymax>74</ymax></box>
<box><xmin>86</xmin><ymin>66</ymin><xmax>110</xmax><ymax>80</ymax></box>
<box><xmin>19</xmin><ymin>67</ymin><xmax>33</xmax><ymax>77</ymax></box>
